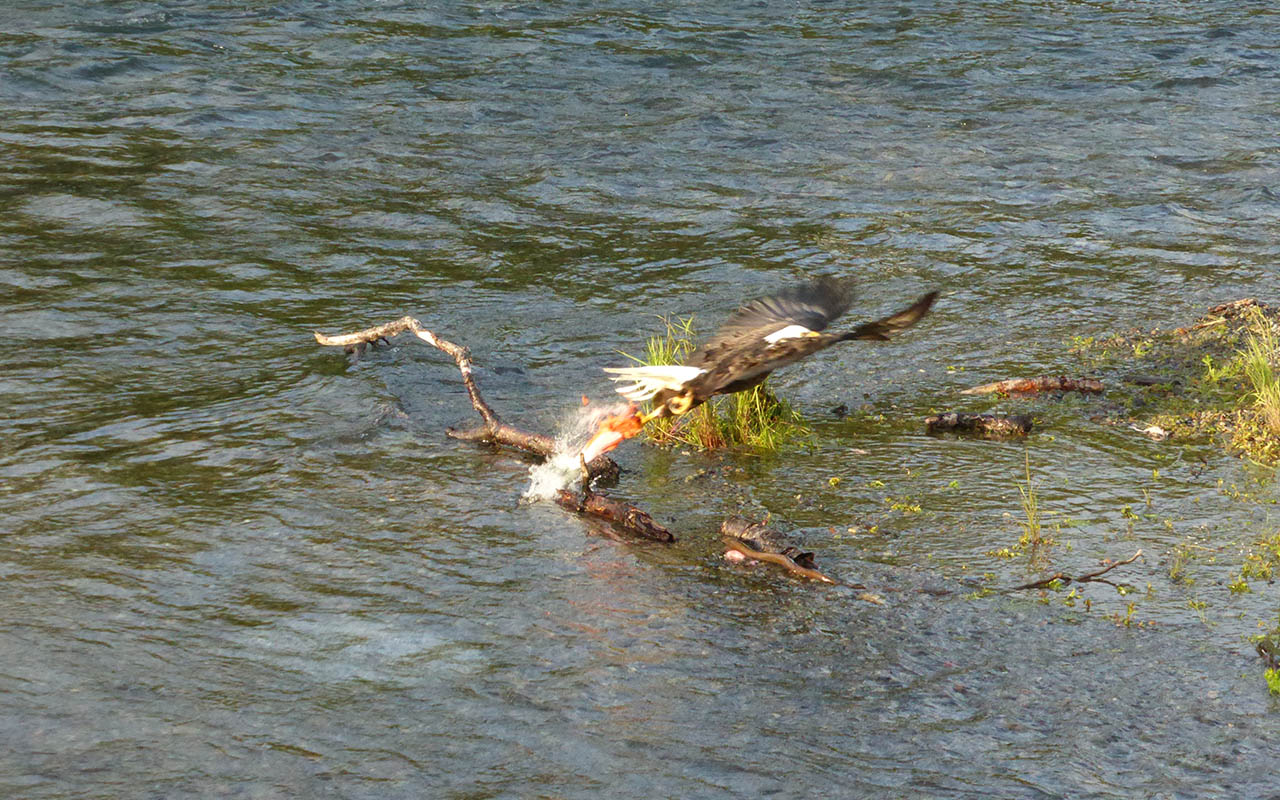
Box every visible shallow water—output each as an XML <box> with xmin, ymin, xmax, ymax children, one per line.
<box><xmin>3</xmin><ymin>2</ymin><xmax>1279</xmax><ymax>797</ymax></box>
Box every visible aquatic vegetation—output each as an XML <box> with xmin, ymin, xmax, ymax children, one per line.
<box><xmin>1231</xmin><ymin>527</ymin><xmax>1280</xmax><ymax>593</ymax></box>
<box><xmin>1072</xmin><ymin>301</ymin><xmax>1280</xmax><ymax>465</ymax></box>
<box><xmin>1113</xmin><ymin>601</ymin><xmax>1138</xmax><ymax>627</ymax></box>
<box><xmin>1015</xmin><ymin>452</ymin><xmax>1056</xmax><ymax>563</ymax></box>
<box><xmin>1266</xmin><ymin>668</ymin><xmax>1280</xmax><ymax>696</ymax></box>
<box><xmin>1166</xmin><ymin>537</ymin><xmax>1212</xmax><ymax>586</ymax></box>
<box><xmin>987</xmin><ymin>453</ymin><xmax>1057</xmax><ymax>568</ymax></box>
<box><xmin>1241</xmin><ymin>306</ymin><xmax>1280</xmax><ymax>438</ymax></box>
<box><xmin>1228</xmin><ymin>575</ymin><xmax>1251</xmax><ymax>595</ymax></box>
<box><xmin>627</xmin><ymin>315</ymin><xmax>809</xmax><ymax>451</ymax></box>
<box><xmin>886</xmin><ymin>495</ymin><xmax>922</xmax><ymax>514</ymax></box>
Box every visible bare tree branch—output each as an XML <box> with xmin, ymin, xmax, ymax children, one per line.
<box><xmin>314</xmin><ymin>318</ymin><xmax>657</xmax><ymax>533</ymax></box>
<box><xmin>1004</xmin><ymin>550</ymin><xmax>1143</xmax><ymax>592</ymax></box>
<box><xmin>316</xmin><ymin>317</ymin><xmax>617</xmax><ymax>475</ymax></box>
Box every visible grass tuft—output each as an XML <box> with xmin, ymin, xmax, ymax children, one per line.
<box><xmin>1241</xmin><ymin>306</ymin><xmax>1280</xmax><ymax>438</ymax></box>
<box><xmin>626</xmin><ymin>315</ymin><xmax>808</xmax><ymax>452</ymax></box>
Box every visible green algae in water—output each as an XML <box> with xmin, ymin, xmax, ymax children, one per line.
<box><xmin>1072</xmin><ymin>300</ymin><xmax>1280</xmax><ymax>466</ymax></box>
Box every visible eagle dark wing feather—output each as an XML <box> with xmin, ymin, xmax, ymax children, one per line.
<box><xmin>691</xmin><ymin>332</ymin><xmax>844</xmax><ymax>397</ymax></box>
<box><xmin>839</xmin><ymin>291</ymin><xmax>939</xmax><ymax>342</ymax></box>
<box><xmin>688</xmin><ymin>276</ymin><xmax>855</xmax><ymax>367</ymax></box>
<box><xmin>644</xmin><ymin>280</ymin><xmax>937</xmax><ymax>413</ymax></box>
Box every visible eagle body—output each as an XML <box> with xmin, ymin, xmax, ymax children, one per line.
<box><xmin>605</xmin><ymin>278</ymin><xmax>937</xmax><ymax>418</ymax></box>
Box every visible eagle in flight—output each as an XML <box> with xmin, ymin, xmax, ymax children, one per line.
<box><xmin>578</xmin><ymin>278</ymin><xmax>937</xmax><ymax>462</ymax></box>
<box><xmin>606</xmin><ymin>277</ymin><xmax>937</xmax><ymax>419</ymax></box>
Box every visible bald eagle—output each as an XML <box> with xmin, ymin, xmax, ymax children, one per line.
<box><xmin>604</xmin><ymin>277</ymin><xmax>938</xmax><ymax>422</ymax></box>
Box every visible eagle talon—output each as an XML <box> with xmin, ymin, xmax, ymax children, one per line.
<box><xmin>597</xmin><ymin>277</ymin><xmax>937</xmax><ymax>456</ymax></box>
<box><xmin>638</xmin><ymin>406</ymin><xmax>668</xmax><ymax>426</ymax></box>
<box><xmin>665</xmin><ymin>390</ymin><xmax>694</xmax><ymax>417</ymax></box>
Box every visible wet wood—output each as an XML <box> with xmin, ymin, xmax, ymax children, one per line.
<box><xmin>719</xmin><ymin>517</ymin><xmax>892</xmax><ymax>602</ymax></box>
<box><xmin>721</xmin><ymin>535</ymin><xmax>836</xmax><ymax>584</ymax></box>
<box><xmin>316</xmin><ymin>317</ymin><xmax>644</xmax><ymax>531</ymax></box>
<box><xmin>555</xmin><ymin>490</ymin><xmax>674</xmax><ymax>543</ymax></box>
<box><xmin>1004</xmin><ymin>550</ymin><xmax>1143</xmax><ymax>592</ymax></box>
<box><xmin>925</xmin><ymin>412</ymin><xmax>1032</xmax><ymax>437</ymax></box>
<box><xmin>960</xmin><ymin>375</ymin><xmax>1103</xmax><ymax>396</ymax></box>
<box><xmin>1203</xmin><ymin>298</ymin><xmax>1263</xmax><ymax>321</ymax></box>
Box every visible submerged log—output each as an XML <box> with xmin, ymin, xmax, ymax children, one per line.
<box><xmin>925</xmin><ymin>412</ymin><xmax>1033</xmax><ymax>437</ymax></box>
<box><xmin>315</xmin><ymin>317</ymin><xmax>649</xmax><ymax>534</ymax></box>
<box><xmin>556</xmin><ymin>490</ymin><xmax>674</xmax><ymax>543</ymax></box>
<box><xmin>961</xmin><ymin>375</ymin><xmax>1103</xmax><ymax>396</ymax></box>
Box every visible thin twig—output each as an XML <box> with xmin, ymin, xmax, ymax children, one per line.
<box><xmin>316</xmin><ymin>317</ymin><xmax>613</xmax><ymax>474</ymax></box>
<box><xmin>1003</xmin><ymin>550</ymin><xmax>1143</xmax><ymax>592</ymax></box>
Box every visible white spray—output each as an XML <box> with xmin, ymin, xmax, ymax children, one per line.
<box><xmin>524</xmin><ymin>401</ymin><xmax>635</xmax><ymax>501</ymax></box>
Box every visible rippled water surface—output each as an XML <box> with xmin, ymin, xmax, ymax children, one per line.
<box><xmin>3</xmin><ymin>2</ymin><xmax>1280</xmax><ymax>797</ymax></box>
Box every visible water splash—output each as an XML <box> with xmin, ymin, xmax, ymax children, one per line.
<box><xmin>524</xmin><ymin>401</ymin><xmax>634</xmax><ymax>501</ymax></box>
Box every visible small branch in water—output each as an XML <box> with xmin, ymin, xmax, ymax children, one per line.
<box><xmin>925</xmin><ymin>412</ymin><xmax>1032</xmax><ymax>437</ymax></box>
<box><xmin>315</xmin><ymin>317</ymin><xmax>618</xmax><ymax>479</ymax></box>
<box><xmin>555</xmin><ymin>489</ymin><xmax>674</xmax><ymax>543</ymax></box>
<box><xmin>1003</xmin><ymin>550</ymin><xmax>1143</xmax><ymax>592</ymax></box>
<box><xmin>719</xmin><ymin>516</ymin><xmax>889</xmax><ymax>602</ymax></box>
<box><xmin>721</xmin><ymin>535</ymin><xmax>837</xmax><ymax>584</ymax></box>
<box><xmin>961</xmin><ymin>376</ymin><xmax>1103</xmax><ymax>396</ymax></box>
<box><xmin>315</xmin><ymin>317</ymin><xmax>646</xmax><ymax>531</ymax></box>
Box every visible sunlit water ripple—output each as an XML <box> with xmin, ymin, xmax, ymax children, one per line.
<box><xmin>2</xmin><ymin>2</ymin><xmax>1279</xmax><ymax>797</ymax></box>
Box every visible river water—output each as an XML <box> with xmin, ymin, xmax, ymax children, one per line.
<box><xmin>3</xmin><ymin>2</ymin><xmax>1279</xmax><ymax>797</ymax></box>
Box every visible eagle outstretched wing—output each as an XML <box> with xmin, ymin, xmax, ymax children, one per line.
<box><xmin>604</xmin><ymin>278</ymin><xmax>936</xmax><ymax>410</ymax></box>
<box><xmin>687</xmin><ymin>276</ymin><xmax>855</xmax><ymax>367</ymax></box>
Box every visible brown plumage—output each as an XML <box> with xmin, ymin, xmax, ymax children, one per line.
<box><xmin>607</xmin><ymin>277</ymin><xmax>938</xmax><ymax>418</ymax></box>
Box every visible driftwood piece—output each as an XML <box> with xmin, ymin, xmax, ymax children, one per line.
<box><xmin>1003</xmin><ymin>550</ymin><xmax>1143</xmax><ymax>592</ymax></box>
<box><xmin>1176</xmin><ymin>298</ymin><xmax>1274</xmax><ymax>334</ymax></box>
<box><xmin>315</xmin><ymin>317</ymin><xmax>617</xmax><ymax>479</ymax></box>
<box><xmin>925</xmin><ymin>412</ymin><xmax>1033</xmax><ymax>437</ymax></box>
<box><xmin>314</xmin><ymin>317</ymin><xmax>658</xmax><ymax>535</ymax></box>
<box><xmin>719</xmin><ymin>517</ymin><xmax>892</xmax><ymax>604</ymax></box>
<box><xmin>961</xmin><ymin>375</ymin><xmax>1103</xmax><ymax>396</ymax></box>
<box><xmin>556</xmin><ymin>489</ymin><xmax>674</xmax><ymax>543</ymax></box>
<box><xmin>721</xmin><ymin>516</ymin><xmax>829</xmax><ymax>580</ymax></box>
<box><xmin>721</xmin><ymin>535</ymin><xmax>836</xmax><ymax>584</ymax></box>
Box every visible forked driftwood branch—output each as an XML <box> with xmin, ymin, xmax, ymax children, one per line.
<box><xmin>314</xmin><ymin>317</ymin><xmax>673</xmax><ymax>541</ymax></box>
<box><xmin>1004</xmin><ymin>549</ymin><xmax>1143</xmax><ymax>592</ymax></box>
<box><xmin>961</xmin><ymin>376</ymin><xmax>1103</xmax><ymax>396</ymax></box>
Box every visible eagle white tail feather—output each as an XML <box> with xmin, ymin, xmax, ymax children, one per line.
<box><xmin>603</xmin><ymin>365</ymin><xmax>705</xmax><ymax>403</ymax></box>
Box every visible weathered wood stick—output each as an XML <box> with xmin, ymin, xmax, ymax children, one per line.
<box><xmin>555</xmin><ymin>490</ymin><xmax>674</xmax><ymax>543</ymax></box>
<box><xmin>1004</xmin><ymin>549</ymin><xmax>1143</xmax><ymax>592</ymax></box>
<box><xmin>925</xmin><ymin>412</ymin><xmax>1032</xmax><ymax>437</ymax></box>
<box><xmin>961</xmin><ymin>376</ymin><xmax>1103</xmax><ymax>396</ymax></box>
<box><xmin>721</xmin><ymin>536</ymin><xmax>836</xmax><ymax>584</ymax></box>
<box><xmin>717</xmin><ymin>516</ymin><xmax>893</xmax><ymax>601</ymax></box>
<box><xmin>315</xmin><ymin>318</ymin><xmax>657</xmax><ymax>537</ymax></box>
<box><xmin>315</xmin><ymin>316</ymin><xmax>617</xmax><ymax>476</ymax></box>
